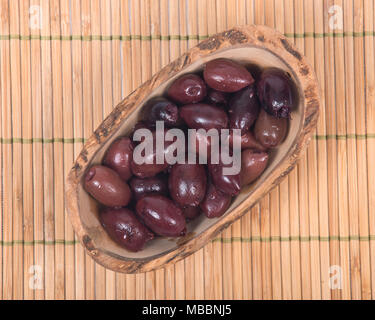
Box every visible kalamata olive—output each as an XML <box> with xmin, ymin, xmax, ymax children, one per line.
<box><xmin>181</xmin><ymin>206</ymin><xmax>201</xmax><ymax>220</ymax></box>
<box><xmin>228</xmin><ymin>85</ymin><xmax>260</xmax><ymax>134</ymax></box>
<box><xmin>240</xmin><ymin>149</ymin><xmax>269</xmax><ymax>186</ymax></box>
<box><xmin>167</xmin><ymin>73</ymin><xmax>207</xmax><ymax>104</ymax></box>
<box><xmin>180</xmin><ymin>103</ymin><xmax>228</xmax><ymax>130</ymax></box>
<box><xmin>203</xmin><ymin>58</ymin><xmax>254</xmax><ymax>92</ymax></box>
<box><xmin>131</xmin><ymin>130</ymin><xmax>182</xmax><ymax>178</ymax></box>
<box><xmin>100</xmin><ymin>207</ymin><xmax>154</xmax><ymax>252</ymax></box>
<box><xmin>257</xmin><ymin>67</ymin><xmax>295</xmax><ymax>118</ymax></box>
<box><xmin>168</xmin><ymin>163</ymin><xmax>207</xmax><ymax>207</ymax></box>
<box><xmin>205</xmin><ymin>89</ymin><xmax>228</xmax><ymax>106</ymax></box>
<box><xmin>142</xmin><ymin>97</ymin><xmax>179</xmax><ymax>127</ymax></box>
<box><xmin>200</xmin><ymin>181</ymin><xmax>232</xmax><ymax>218</ymax></box>
<box><xmin>129</xmin><ymin>174</ymin><xmax>168</xmax><ymax>201</ymax></box>
<box><xmin>136</xmin><ymin>195</ymin><xmax>186</xmax><ymax>237</ymax></box>
<box><xmin>228</xmin><ymin>130</ymin><xmax>267</xmax><ymax>151</ymax></box>
<box><xmin>208</xmin><ymin>160</ymin><xmax>241</xmax><ymax>196</ymax></box>
<box><xmin>103</xmin><ymin>137</ymin><xmax>134</xmax><ymax>181</ymax></box>
<box><xmin>84</xmin><ymin>165</ymin><xmax>132</xmax><ymax>207</ymax></box>
<box><xmin>254</xmin><ymin>109</ymin><xmax>288</xmax><ymax>148</ymax></box>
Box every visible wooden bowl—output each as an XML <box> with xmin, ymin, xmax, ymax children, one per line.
<box><xmin>65</xmin><ymin>25</ymin><xmax>320</xmax><ymax>273</ymax></box>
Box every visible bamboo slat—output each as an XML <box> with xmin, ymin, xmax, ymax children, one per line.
<box><xmin>0</xmin><ymin>0</ymin><xmax>374</xmax><ymax>300</ymax></box>
<box><xmin>353</xmin><ymin>0</ymin><xmax>371</xmax><ymax>300</ymax></box>
<box><xmin>42</xmin><ymin>1</ymin><xmax>55</xmax><ymax>299</ymax></box>
<box><xmin>334</xmin><ymin>0</ymin><xmax>350</xmax><ymax>300</ymax></box>
<box><xmin>314</xmin><ymin>0</ymin><xmax>331</xmax><ymax>300</ymax></box>
<box><xmin>59</xmin><ymin>0</ymin><xmax>71</xmax><ymax>300</ymax></box>
<box><xmin>365</xmin><ymin>0</ymin><xmax>375</xmax><ymax>300</ymax></box>
<box><xmin>10</xmin><ymin>0</ymin><xmax>23</xmax><ymax>300</ymax></box>
<box><xmin>81</xmin><ymin>0</ymin><xmax>95</xmax><ymax>300</ymax></box>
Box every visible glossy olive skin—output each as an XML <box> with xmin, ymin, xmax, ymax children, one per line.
<box><xmin>240</xmin><ymin>149</ymin><xmax>269</xmax><ymax>186</ymax></box>
<box><xmin>257</xmin><ymin>68</ymin><xmax>295</xmax><ymax>118</ymax></box>
<box><xmin>181</xmin><ymin>206</ymin><xmax>201</xmax><ymax>220</ymax></box>
<box><xmin>142</xmin><ymin>97</ymin><xmax>179</xmax><ymax>127</ymax></box>
<box><xmin>180</xmin><ymin>103</ymin><xmax>228</xmax><ymax>130</ymax></box>
<box><xmin>200</xmin><ymin>181</ymin><xmax>232</xmax><ymax>218</ymax></box>
<box><xmin>129</xmin><ymin>174</ymin><xmax>168</xmax><ymax>201</ymax></box>
<box><xmin>103</xmin><ymin>137</ymin><xmax>134</xmax><ymax>181</ymax></box>
<box><xmin>168</xmin><ymin>163</ymin><xmax>207</xmax><ymax>207</ymax></box>
<box><xmin>84</xmin><ymin>165</ymin><xmax>132</xmax><ymax>207</ymax></box>
<box><xmin>208</xmin><ymin>161</ymin><xmax>241</xmax><ymax>196</ymax></box>
<box><xmin>254</xmin><ymin>109</ymin><xmax>288</xmax><ymax>148</ymax></box>
<box><xmin>203</xmin><ymin>58</ymin><xmax>254</xmax><ymax>92</ymax></box>
<box><xmin>228</xmin><ymin>85</ymin><xmax>260</xmax><ymax>134</ymax></box>
<box><xmin>100</xmin><ymin>207</ymin><xmax>154</xmax><ymax>252</ymax></box>
<box><xmin>130</xmin><ymin>130</ymin><xmax>179</xmax><ymax>178</ymax></box>
<box><xmin>229</xmin><ymin>130</ymin><xmax>267</xmax><ymax>151</ymax></box>
<box><xmin>167</xmin><ymin>73</ymin><xmax>207</xmax><ymax>104</ymax></box>
<box><xmin>136</xmin><ymin>195</ymin><xmax>186</xmax><ymax>237</ymax></box>
<box><xmin>206</xmin><ymin>89</ymin><xmax>228</xmax><ymax>106</ymax></box>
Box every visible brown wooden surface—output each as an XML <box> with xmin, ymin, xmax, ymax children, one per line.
<box><xmin>0</xmin><ymin>0</ymin><xmax>374</xmax><ymax>299</ymax></box>
<box><xmin>66</xmin><ymin>25</ymin><xmax>319</xmax><ymax>274</ymax></box>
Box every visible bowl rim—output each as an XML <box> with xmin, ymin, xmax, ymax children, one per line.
<box><xmin>65</xmin><ymin>24</ymin><xmax>320</xmax><ymax>273</ymax></box>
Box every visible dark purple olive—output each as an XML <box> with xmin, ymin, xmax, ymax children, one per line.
<box><xmin>200</xmin><ymin>181</ymin><xmax>232</xmax><ymax>218</ymax></box>
<box><xmin>103</xmin><ymin>137</ymin><xmax>134</xmax><ymax>181</ymax></box>
<box><xmin>254</xmin><ymin>109</ymin><xmax>288</xmax><ymax>148</ymax></box>
<box><xmin>257</xmin><ymin>67</ymin><xmax>295</xmax><ymax>118</ymax></box>
<box><xmin>228</xmin><ymin>85</ymin><xmax>260</xmax><ymax>134</ymax></box>
<box><xmin>84</xmin><ymin>165</ymin><xmax>132</xmax><ymax>207</ymax></box>
<box><xmin>142</xmin><ymin>97</ymin><xmax>179</xmax><ymax>127</ymax></box>
<box><xmin>100</xmin><ymin>207</ymin><xmax>154</xmax><ymax>252</ymax></box>
<box><xmin>228</xmin><ymin>130</ymin><xmax>267</xmax><ymax>151</ymax></box>
<box><xmin>203</xmin><ymin>58</ymin><xmax>254</xmax><ymax>92</ymax></box>
<box><xmin>129</xmin><ymin>174</ymin><xmax>168</xmax><ymax>201</ymax></box>
<box><xmin>180</xmin><ymin>103</ymin><xmax>228</xmax><ymax>130</ymax></box>
<box><xmin>167</xmin><ymin>73</ymin><xmax>207</xmax><ymax>104</ymax></box>
<box><xmin>136</xmin><ymin>195</ymin><xmax>186</xmax><ymax>237</ymax></box>
<box><xmin>181</xmin><ymin>206</ymin><xmax>201</xmax><ymax>220</ymax></box>
<box><xmin>208</xmin><ymin>160</ymin><xmax>241</xmax><ymax>196</ymax></box>
<box><xmin>240</xmin><ymin>149</ymin><xmax>269</xmax><ymax>186</ymax></box>
<box><xmin>130</xmin><ymin>130</ymin><xmax>182</xmax><ymax>178</ymax></box>
<box><xmin>168</xmin><ymin>163</ymin><xmax>207</xmax><ymax>207</ymax></box>
<box><xmin>206</xmin><ymin>89</ymin><xmax>228</xmax><ymax>106</ymax></box>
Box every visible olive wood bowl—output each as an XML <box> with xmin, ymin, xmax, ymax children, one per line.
<box><xmin>66</xmin><ymin>25</ymin><xmax>320</xmax><ymax>273</ymax></box>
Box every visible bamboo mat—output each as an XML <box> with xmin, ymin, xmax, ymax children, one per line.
<box><xmin>0</xmin><ymin>0</ymin><xmax>374</xmax><ymax>300</ymax></box>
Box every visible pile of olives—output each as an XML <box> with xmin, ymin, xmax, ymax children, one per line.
<box><xmin>83</xmin><ymin>58</ymin><xmax>295</xmax><ymax>252</ymax></box>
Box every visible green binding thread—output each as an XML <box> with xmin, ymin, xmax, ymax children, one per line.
<box><xmin>0</xmin><ymin>31</ymin><xmax>374</xmax><ymax>41</ymax></box>
<box><xmin>1</xmin><ymin>235</ymin><xmax>374</xmax><ymax>246</ymax></box>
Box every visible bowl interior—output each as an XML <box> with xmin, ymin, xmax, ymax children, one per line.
<box><xmin>77</xmin><ymin>45</ymin><xmax>303</xmax><ymax>260</ymax></box>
